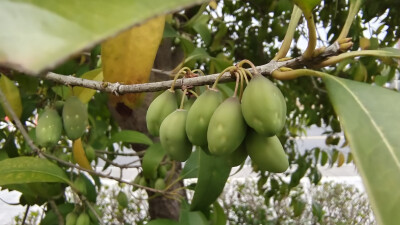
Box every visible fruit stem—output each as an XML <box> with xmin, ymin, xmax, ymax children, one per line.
<box><xmin>170</xmin><ymin>67</ymin><xmax>191</xmax><ymax>91</ymax></box>
<box><xmin>238</xmin><ymin>69</ymin><xmax>245</xmax><ymax>100</ymax></box>
<box><xmin>233</xmin><ymin>72</ymin><xmax>240</xmax><ymax>98</ymax></box>
<box><xmin>237</xmin><ymin>59</ymin><xmax>259</xmax><ymax>76</ymax></box>
<box><xmin>188</xmin><ymin>90</ymin><xmax>199</xmax><ymax>98</ymax></box>
<box><xmin>212</xmin><ymin>66</ymin><xmax>237</xmax><ymax>89</ymax></box>
<box><xmin>242</xmin><ymin>68</ymin><xmax>252</xmax><ymax>83</ymax></box>
<box><xmin>179</xmin><ymin>89</ymin><xmax>188</xmax><ymax>109</ymax></box>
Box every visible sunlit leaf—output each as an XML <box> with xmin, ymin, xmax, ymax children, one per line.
<box><xmin>323</xmin><ymin>75</ymin><xmax>400</xmax><ymax>225</ymax></box>
<box><xmin>0</xmin><ymin>0</ymin><xmax>208</xmax><ymax>74</ymax></box>
<box><xmin>109</xmin><ymin>130</ymin><xmax>153</xmax><ymax>146</ymax></box>
<box><xmin>0</xmin><ymin>157</ymin><xmax>70</xmax><ymax>185</ymax></box>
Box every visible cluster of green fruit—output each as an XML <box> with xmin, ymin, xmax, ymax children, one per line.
<box><xmin>146</xmin><ymin>72</ymin><xmax>289</xmax><ymax>173</ymax></box>
<box><xmin>65</xmin><ymin>206</ymin><xmax>101</xmax><ymax>225</ymax></box>
<box><xmin>35</xmin><ymin>96</ymin><xmax>88</xmax><ymax>147</ymax></box>
<box><xmin>132</xmin><ymin>161</ymin><xmax>171</xmax><ymax>191</ymax></box>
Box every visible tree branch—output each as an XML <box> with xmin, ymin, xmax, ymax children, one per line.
<box><xmin>32</xmin><ymin>42</ymin><xmax>342</xmax><ymax>95</ymax></box>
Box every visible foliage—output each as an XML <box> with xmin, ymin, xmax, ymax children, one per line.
<box><xmin>0</xmin><ymin>0</ymin><xmax>399</xmax><ymax>224</ymax></box>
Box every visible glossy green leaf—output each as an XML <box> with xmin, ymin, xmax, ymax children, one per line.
<box><xmin>142</xmin><ymin>143</ymin><xmax>166</xmax><ymax>179</ymax></box>
<box><xmin>211</xmin><ymin>202</ymin><xmax>227</xmax><ymax>225</ymax></box>
<box><xmin>323</xmin><ymin>75</ymin><xmax>400</xmax><ymax>225</ymax></box>
<box><xmin>190</xmin><ymin>148</ymin><xmax>231</xmax><ymax>211</ymax></box>
<box><xmin>0</xmin><ymin>0</ymin><xmax>208</xmax><ymax>74</ymax></box>
<box><xmin>180</xmin><ymin>146</ymin><xmax>200</xmax><ymax>179</ymax></box>
<box><xmin>0</xmin><ymin>157</ymin><xmax>70</xmax><ymax>185</ymax></box>
<box><xmin>293</xmin><ymin>0</ymin><xmax>321</xmax><ymax>14</ymax></box>
<box><xmin>109</xmin><ymin>130</ymin><xmax>153</xmax><ymax>146</ymax></box>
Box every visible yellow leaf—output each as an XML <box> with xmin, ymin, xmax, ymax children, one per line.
<box><xmin>73</xmin><ymin>138</ymin><xmax>92</xmax><ymax>170</ymax></box>
<box><xmin>72</xmin><ymin>68</ymin><xmax>103</xmax><ymax>103</ymax></box>
<box><xmin>101</xmin><ymin>16</ymin><xmax>165</xmax><ymax>109</ymax></box>
<box><xmin>0</xmin><ymin>75</ymin><xmax>22</xmax><ymax>120</ymax></box>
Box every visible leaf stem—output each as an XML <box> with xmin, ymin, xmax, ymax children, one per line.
<box><xmin>336</xmin><ymin>0</ymin><xmax>362</xmax><ymax>41</ymax></box>
<box><xmin>303</xmin><ymin>12</ymin><xmax>317</xmax><ymax>59</ymax></box>
<box><xmin>271</xmin><ymin>68</ymin><xmax>325</xmax><ymax>80</ymax></box>
<box><xmin>273</xmin><ymin>5</ymin><xmax>302</xmax><ymax>60</ymax></box>
<box><xmin>317</xmin><ymin>50</ymin><xmax>400</xmax><ymax>67</ymax></box>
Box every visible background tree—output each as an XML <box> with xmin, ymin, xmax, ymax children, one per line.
<box><xmin>0</xmin><ymin>0</ymin><xmax>399</xmax><ymax>224</ymax></box>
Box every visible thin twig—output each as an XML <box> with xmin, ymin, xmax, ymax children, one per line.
<box><xmin>21</xmin><ymin>205</ymin><xmax>30</xmax><ymax>225</ymax></box>
<box><xmin>84</xmin><ymin>198</ymin><xmax>105</xmax><ymax>225</ymax></box>
<box><xmin>97</xmin><ymin>154</ymin><xmax>141</xmax><ymax>169</ymax></box>
<box><xmin>49</xmin><ymin>200</ymin><xmax>64</xmax><ymax>225</ymax></box>
<box><xmin>28</xmin><ymin>42</ymin><xmax>343</xmax><ymax>95</ymax></box>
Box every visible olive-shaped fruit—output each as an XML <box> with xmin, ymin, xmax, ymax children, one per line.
<box><xmin>186</xmin><ymin>89</ymin><xmax>223</xmax><ymax>146</ymax></box>
<box><xmin>65</xmin><ymin>212</ymin><xmax>78</xmax><ymax>225</ymax></box>
<box><xmin>76</xmin><ymin>212</ymin><xmax>90</xmax><ymax>225</ymax></box>
<box><xmin>146</xmin><ymin>90</ymin><xmax>177</xmax><ymax>136</ymax></box>
<box><xmin>154</xmin><ymin>178</ymin><xmax>166</xmax><ymax>190</ymax></box>
<box><xmin>207</xmin><ymin>97</ymin><xmax>247</xmax><ymax>155</ymax></box>
<box><xmin>63</xmin><ymin>96</ymin><xmax>88</xmax><ymax>140</ymax></box>
<box><xmin>241</xmin><ymin>74</ymin><xmax>286</xmax><ymax>136</ymax></box>
<box><xmin>36</xmin><ymin>108</ymin><xmax>62</xmax><ymax>147</ymax></box>
<box><xmin>160</xmin><ymin>109</ymin><xmax>192</xmax><ymax>162</ymax></box>
<box><xmin>246</xmin><ymin>131</ymin><xmax>289</xmax><ymax>173</ymax></box>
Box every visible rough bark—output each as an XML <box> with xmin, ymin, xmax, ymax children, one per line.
<box><xmin>108</xmin><ymin>39</ymin><xmax>185</xmax><ymax>220</ymax></box>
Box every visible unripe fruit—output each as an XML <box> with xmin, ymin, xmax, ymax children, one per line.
<box><xmin>158</xmin><ymin>165</ymin><xmax>168</xmax><ymax>178</ymax></box>
<box><xmin>65</xmin><ymin>212</ymin><xmax>78</xmax><ymax>225</ymax></box>
<box><xmin>131</xmin><ymin>175</ymin><xmax>141</xmax><ymax>191</ymax></box>
<box><xmin>154</xmin><ymin>178</ymin><xmax>166</xmax><ymax>190</ymax></box>
<box><xmin>76</xmin><ymin>212</ymin><xmax>90</xmax><ymax>225</ymax></box>
<box><xmin>63</xmin><ymin>96</ymin><xmax>88</xmax><ymax>140</ymax></box>
<box><xmin>85</xmin><ymin>146</ymin><xmax>96</xmax><ymax>162</ymax></box>
<box><xmin>139</xmin><ymin>177</ymin><xmax>147</xmax><ymax>187</ymax></box>
<box><xmin>160</xmin><ymin>110</ymin><xmax>192</xmax><ymax>161</ymax></box>
<box><xmin>241</xmin><ymin>75</ymin><xmax>286</xmax><ymax>136</ymax></box>
<box><xmin>73</xmin><ymin>176</ymin><xmax>87</xmax><ymax>196</ymax></box>
<box><xmin>36</xmin><ymin>108</ymin><xmax>62</xmax><ymax>147</ymax></box>
<box><xmin>186</xmin><ymin>89</ymin><xmax>223</xmax><ymax>146</ymax></box>
<box><xmin>146</xmin><ymin>90</ymin><xmax>177</xmax><ymax>136</ymax></box>
<box><xmin>207</xmin><ymin>97</ymin><xmax>247</xmax><ymax>155</ymax></box>
<box><xmin>117</xmin><ymin>191</ymin><xmax>129</xmax><ymax>208</ymax></box>
<box><xmin>246</xmin><ymin>131</ymin><xmax>289</xmax><ymax>173</ymax></box>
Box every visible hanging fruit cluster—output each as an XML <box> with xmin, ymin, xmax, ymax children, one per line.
<box><xmin>35</xmin><ymin>95</ymin><xmax>92</xmax><ymax>170</ymax></box>
<box><xmin>146</xmin><ymin>60</ymin><xmax>289</xmax><ymax>173</ymax></box>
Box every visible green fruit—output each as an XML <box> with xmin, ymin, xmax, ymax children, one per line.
<box><xmin>241</xmin><ymin>74</ymin><xmax>286</xmax><ymax>136</ymax></box>
<box><xmin>186</xmin><ymin>89</ymin><xmax>223</xmax><ymax>146</ymax></box>
<box><xmin>76</xmin><ymin>212</ymin><xmax>90</xmax><ymax>225</ymax></box>
<box><xmin>66</xmin><ymin>212</ymin><xmax>78</xmax><ymax>225</ymax></box>
<box><xmin>117</xmin><ymin>191</ymin><xmax>129</xmax><ymax>208</ymax></box>
<box><xmin>139</xmin><ymin>177</ymin><xmax>147</xmax><ymax>187</ymax></box>
<box><xmin>146</xmin><ymin>90</ymin><xmax>178</xmax><ymax>136</ymax></box>
<box><xmin>207</xmin><ymin>97</ymin><xmax>247</xmax><ymax>156</ymax></box>
<box><xmin>36</xmin><ymin>108</ymin><xmax>62</xmax><ymax>147</ymax></box>
<box><xmin>246</xmin><ymin>131</ymin><xmax>289</xmax><ymax>173</ymax></box>
<box><xmin>158</xmin><ymin>165</ymin><xmax>168</xmax><ymax>178</ymax></box>
<box><xmin>154</xmin><ymin>178</ymin><xmax>166</xmax><ymax>190</ymax></box>
<box><xmin>73</xmin><ymin>176</ymin><xmax>87</xmax><ymax>196</ymax></box>
<box><xmin>227</xmin><ymin>141</ymin><xmax>248</xmax><ymax>167</ymax></box>
<box><xmin>63</xmin><ymin>96</ymin><xmax>88</xmax><ymax>140</ymax></box>
<box><xmin>85</xmin><ymin>146</ymin><xmax>96</xmax><ymax>162</ymax></box>
<box><xmin>183</xmin><ymin>96</ymin><xmax>196</xmax><ymax>110</ymax></box>
<box><xmin>160</xmin><ymin>110</ymin><xmax>192</xmax><ymax>162</ymax></box>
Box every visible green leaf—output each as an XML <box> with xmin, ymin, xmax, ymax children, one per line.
<box><xmin>0</xmin><ymin>0</ymin><xmax>208</xmax><ymax>74</ymax></box>
<box><xmin>142</xmin><ymin>143</ymin><xmax>166</xmax><ymax>179</ymax></box>
<box><xmin>180</xmin><ymin>146</ymin><xmax>200</xmax><ymax>179</ymax></box>
<box><xmin>0</xmin><ymin>157</ymin><xmax>70</xmax><ymax>185</ymax></box>
<box><xmin>323</xmin><ymin>75</ymin><xmax>400</xmax><ymax>225</ymax></box>
<box><xmin>211</xmin><ymin>202</ymin><xmax>227</xmax><ymax>225</ymax></box>
<box><xmin>293</xmin><ymin>0</ymin><xmax>321</xmax><ymax>14</ymax></box>
<box><xmin>190</xmin><ymin>148</ymin><xmax>231</xmax><ymax>211</ymax></box>
<box><xmin>109</xmin><ymin>130</ymin><xmax>153</xmax><ymax>146</ymax></box>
